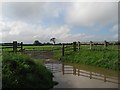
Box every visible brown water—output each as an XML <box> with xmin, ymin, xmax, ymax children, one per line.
<box><xmin>23</xmin><ymin>51</ymin><xmax>119</xmax><ymax>88</ymax></box>
<box><xmin>45</xmin><ymin>59</ymin><xmax>119</xmax><ymax>88</ymax></box>
<box><xmin>64</xmin><ymin>62</ymin><xmax>119</xmax><ymax>77</ymax></box>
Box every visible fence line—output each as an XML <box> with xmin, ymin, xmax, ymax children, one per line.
<box><xmin>61</xmin><ymin>40</ymin><xmax>119</xmax><ymax>56</ymax></box>
<box><xmin>2</xmin><ymin>40</ymin><xmax>119</xmax><ymax>53</ymax></box>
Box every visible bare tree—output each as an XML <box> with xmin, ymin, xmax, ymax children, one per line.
<box><xmin>50</xmin><ymin>38</ymin><xmax>56</xmax><ymax>45</ymax></box>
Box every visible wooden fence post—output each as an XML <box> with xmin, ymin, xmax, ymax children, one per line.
<box><xmin>90</xmin><ymin>41</ymin><xmax>93</xmax><ymax>50</ymax></box>
<box><xmin>78</xmin><ymin>41</ymin><xmax>80</xmax><ymax>51</ymax></box>
<box><xmin>52</xmin><ymin>62</ymin><xmax>53</xmax><ymax>73</ymax></box>
<box><xmin>62</xmin><ymin>64</ymin><xmax>64</xmax><ymax>75</ymax></box>
<box><xmin>78</xmin><ymin>69</ymin><xmax>80</xmax><ymax>76</ymax></box>
<box><xmin>73</xmin><ymin>67</ymin><xmax>76</xmax><ymax>75</ymax></box>
<box><xmin>62</xmin><ymin>44</ymin><xmax>64</xmax><ymax>56</ymax></box>
<box><xmin>73</xmin><ymin>42</ymin><xmax>76</xmax><ymax>51</ymax></box>
<box><xmin>104</xmin><ymin>40</ymin><xmax>108</xmax><ymax>48</ymax></box>
<box><xmin>13</xmin><ymin>41</ymin><xmax>17</xmax><ymax>52</ymax></box>
<box><xmin>104</xmin><ymin>75</ymin><xmax>106</xmax><ymax>82</ymax></box>
<box><xmin>90</xmin><ymin>72</ymin><xmax>92</xmax><ymax>79</ymax></box>
<box><xmin>21</xmin><ymin>42</ymin><xmax>23</xmax><ymax>51</ymax></box>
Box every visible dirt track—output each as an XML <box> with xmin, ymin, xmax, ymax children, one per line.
<box><xmin>23</xmin><ymin>50</ymin><xmax>54</xmax><ymax>59</ymax></box>
<box><xmin>23</xmin><ymin>50</ymin><xmax>118</xmax><ymax>88</ymax></box>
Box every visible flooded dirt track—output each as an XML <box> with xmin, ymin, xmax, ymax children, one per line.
<box><xmin>45</xmin><ymin>62</ymin><xmax>119</xmax><ymax>88</ymax></box>
<box><xmin>23</xmin><ymin>50</ymin><xmax>53</xmax><ymax>59</ymax></box>
<box><xmin>23</xmin><ymin>50</ymin><xmax>119</xmax><ymax>88</ymax></box>
<box><xmin>53</xmin><ymin>73</ymin><xmax>118</xmax><ymax>88</ymax></box>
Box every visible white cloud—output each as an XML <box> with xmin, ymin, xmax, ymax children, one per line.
<box><xmin>1</xmin><ymin>0</ymin><xmax>119</xmax><ymax>2</ymax></box>
<box><xmin>113</xmin><ymin>34</ymin><xmax>118</xmax><ymax>39</ymax></box>
<box><xmin>110</xmin><ymin>24</ymin><xmax>118</xmax><ymax>32</ymax></box>
<box><xmin>1</xmin><ymin>2</ymin><xmax>118</xmax><ymax>43</ymax></box>
<box><xmin>0</xmin><ymin>2</ymin><xmax>2</xmax><ymax>18</ymax></box>
<box><xmin>3</xmin><ymin>2</ymin><xmax>118</xmax><ymax>27</ymax></box>
<box><xmin>0</xmin><ymin>15</ymin><xmax>5</xmax><ymax>42</ymax></box>
<box><xmin>65</xmin><ymin>2</ymin><xmax>118</xmax><ymax>27</ymax></box>
<box><xmin>59</xmin><ymin>33</ymin><xmax>94</xmax><ymax>42</ymax></box>
<box><xmin>109</xmin><ymin>24</ymin><xmax>118</xmax><ymax>40</ymax></box>
<box><xmin>1</xmin><ymin>20</ymin><xmax>94</xmax><ymax>43</ymax></box>
<box><xmin>0</xmin><ymin>20</ymin><xmax>5</xmax><ymax>31</ymax></box>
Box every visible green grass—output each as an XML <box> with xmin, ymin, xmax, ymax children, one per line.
<box><xmin>23</xmin><ymin>45</ymin><xmax>61</xmax><ymax>51</ymax></box>
<box><xmin>1</xmin><ymin>45</ymin><xmax>62</xmax><ymax>52</ymax></box>
<box><xmin>53</xmin><ymin>45</ymin><xmax>119</xmax><ymax>71</ymax></box>
<box><xmin>2</xmin><ymin>45</ymin><xmax>119</xmax><ymax>71</ymax></box>
<box><xmin>2</xmin><ymin>52</ymin><xmax>56</xmax><ymax>88</ymax></box>
<box><xmin>1</xmin><ymin>46</ymin><xmax>13</xmax><ymax>52</ymax></box>
<box><xmin>24</xmin><ymin>46</ymin><xmax>52</xmax><ymax>51</ymax></box>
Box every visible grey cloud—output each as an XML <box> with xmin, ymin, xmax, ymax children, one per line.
<box><xmin>1</xmin><ymin>2</ymin><xmax>118</xmax><ymax>43</ymax></box>
<box><xmin>2</xmin><ymin>2</ymin><xmax>63</xmax><ymax>22</ymax></box>
<box><xmin>65</xmin><ymin>2</ymin><xmax>118</xmax><ymax>27</ymax></box>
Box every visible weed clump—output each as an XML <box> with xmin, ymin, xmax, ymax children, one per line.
<box><xmin>2</xmin><ymin>52</ymin><xmax>55</xmax><ymax>89</ymax></box>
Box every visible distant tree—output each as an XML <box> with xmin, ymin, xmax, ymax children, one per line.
<box><xmin>46</xmin><ymin>42</ymin><xmax>52</xmax><ymax>45</ymax></box>
<box><xmin>33</xmin><ymin>40</ymin><xmax>41</xmax><ymax>45</ymax></box>
<box><xmin>50</xmin><ymin>38</ymin><xmax>56</xmax><ymax>45</ymax></box>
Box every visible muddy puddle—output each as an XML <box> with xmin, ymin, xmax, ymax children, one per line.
<box><xmin>23</xmin><ymin>51</ymin><xmax>119</xmax><ymax>88</ymax></box>
<box><xmin>44</xmin><ymin>59</ymin><xmax>119</xmax><ymax>88</ymax></box>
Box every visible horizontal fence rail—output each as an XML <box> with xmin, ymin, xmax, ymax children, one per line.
<box><xmin>2</xmin><ymin>40</ymin><xmax>119</xmax><ymax>53</ymax></box>
<box><xmin>61</xmin><ymin>41</ymin><xmax>119</xmax><ymax>56</ymax></box>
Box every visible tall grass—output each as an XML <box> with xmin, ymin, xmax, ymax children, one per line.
<box><xmin>2</xmin><ymin>52</ymin><xmax>56</xmax><ymax>88</ymax></box>
<box><xmin>2</xmin><ymin>45</ymin><xmax>119</xmax><ymax>71</ymax></box>
<box><xmin>53</xmin><ymin>45</ymin><xmax>119</xmax><ymax>71</ymax></box>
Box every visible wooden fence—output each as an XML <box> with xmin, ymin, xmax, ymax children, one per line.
<box><xmin>61</xmin><ymin>40</ymin><xmax>119</xmax><ymax>56</ymax></box>
<box><xmin>12</xmin><ymin>41</ymin><xmax>23</xmax><ymax>52</ymax></box>
<box><xmin>2</xmin><ymin>40</ymin><xmax>119</xmax><ymax>53</ymax></box>
<box><xmin>1</xmin><ymin>41</ymin><xmax>24</xmax><ymax>52</ymax></box>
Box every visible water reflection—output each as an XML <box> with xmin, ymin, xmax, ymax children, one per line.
<box><xmin>45</xmin><ymin>62</ymin><xmax>119</xmax><ymax>84</ymax></box>
<box><xmin>62</xmin><ymin>64</ymin><xmax>119</xmax><ymax>84</ymax></box>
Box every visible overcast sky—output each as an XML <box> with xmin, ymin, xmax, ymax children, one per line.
<box><xmin>0</xmin><ymin>2</ymin><xmax>118</xmax><ymax>43</ymax></box>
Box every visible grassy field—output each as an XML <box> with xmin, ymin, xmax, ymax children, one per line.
<box><xmin>1</xmin><ymin>44</ymin><xmax>119</xmax><ymax>71</ymax></box>
<box><xmin>2</xmin><ymin>52</ymin><xmax>57</xmax><ymax>88</ymax></box>
<box><xmin>53</xmin><ymin>45</ymin><xmax>119</xmax><ymax>71</ymax></box>
<box><xmin>61</xmin><ymin>49</ymin><xmax>118</xmax><ymax>70</ymax></box>
<box><xmin>1</xmin><ymin>45</ymin><xmax>61</xmax><ymax>52</ymax></box>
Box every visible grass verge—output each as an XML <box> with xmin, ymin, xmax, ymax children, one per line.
<box><xmin>53</xmin><ymin>45</ymin><xmax>119</xmax><ymax>71</ymax></box>
<box><xmin>2</xmin><ymin>52</ymin><xmax>56</xmax><ymax>88</ymax></box>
